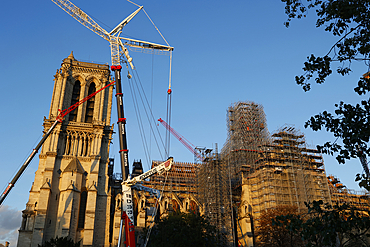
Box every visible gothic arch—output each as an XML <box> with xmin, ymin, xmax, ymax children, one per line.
<box><xmin>190</xmin><ymin>200</ymin><xmax>198</xmax><ymax>213</ymax></box>
<box><xmin>85</xmin><ymin>75</ymin><xmax>102</xmax><ymax>88</ymax></box>
<box><xmin>71</xmin><ymin>74</ymin><xmax>86</xmax><ymax>86</ymax></box>
<box><xmin>171</xmin><ymin>199</ymin><xmax>179</xmax><ymax>212</ymax></box>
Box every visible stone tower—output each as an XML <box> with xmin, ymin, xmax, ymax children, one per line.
<box><xmin>17</xmin><ymin>52</ymin><xmax>114</xmax><ymax>247</ymax></box>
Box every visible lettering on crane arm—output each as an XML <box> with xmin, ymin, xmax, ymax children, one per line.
<box><xmin>122</xmin><ymin>185</ymin><xmax>135</xmax><ymax>224</ymax></box>
<box><xmin>127</xmin><ymin>158</ymin><xmax>173</xmax><ymax>185</ymax></box>
<box><xmin>124</xmin><ymin>153</ymin><xmax>128</xmax><ymax>167</ymax></box>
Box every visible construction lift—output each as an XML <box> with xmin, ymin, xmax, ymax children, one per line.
<box><xmin>121</xmin><ymin>157</ymin><xmax>174</xmax><ymax>246</ymax></box>
<box><xmin>51</xmin><ymin>1</ymin><xmax>174</xmax><ymax>246</ymax></box>
<box><xmin>0</xmin><ymin>80</ymin><xmax>115</xmax><ymax>205</ymax></box>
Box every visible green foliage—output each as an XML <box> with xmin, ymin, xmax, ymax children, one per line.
<box><xmin>145</xmin><ymin>211</ymin><xmax>223</xmax><ymax>247</ymax></box>
<box><xmin>273</xmin><ymin>200</ymin><xmax>370</xmax><ymax>247</ymax></box>
<box><xmin>356</xmin><ymin>173</ymin><xmax>370</xmax><ymax>191</ymax></box>
<box><xmin>281</xmin><ymin>0</ymin><xmax>370</xmax><ymax>184</ymax></box>
<box><xmin>37</xmin><ymin>236</ymin><xmax>81</xmax><ymax>247</ymax></box>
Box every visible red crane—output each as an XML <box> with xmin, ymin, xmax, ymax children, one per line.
<box><xmin>158</xmin><ymin>118</ymin><xmax>203</xmax><ymax>161</ymax></box>
<box><xmin>0</xmin><ymin>81</ymin><xmax>115</xmax><ymax>205</ymax></box>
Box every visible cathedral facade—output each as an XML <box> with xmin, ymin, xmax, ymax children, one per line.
<box><xmin>17</xmin><ymin>52</ymin><xmax>114</xmax><ymax>247</ymax></box>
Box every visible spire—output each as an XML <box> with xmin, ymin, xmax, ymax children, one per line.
<box><xmin>63</xmin><ymin>51</ymin><xmax>76</xmax><ymax>63</ymax></box>
<box><xmin>67</xmin><ymin>51</ymin><xmax>75</xmax><ymax>60</ymax></box>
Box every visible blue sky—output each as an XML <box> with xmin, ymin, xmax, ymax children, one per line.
<box><xmin>0</xmin><ymin>0</ymin><xmax>368</xmax><ymax>244</ymax></box>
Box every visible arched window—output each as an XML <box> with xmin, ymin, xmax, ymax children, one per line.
<box><xmin>172</xmin><ymin>199</ymin><xmax>179</xmax><ymax>212</ymax></box>
<box><xmin>78</xmin><ymin>190</ymin><xmax>87</xmax><ymax>228</ymax></box>
<box><xmin>69</xmin><ymin>81</ymin><xmax>81</xmax><ymax>122</ymax></box>
<box><xmin>85</xmin><ymin>83</ymin><xmax>96</xmax><ymax>123</ymax></box>
<box><xmin>190</xmin><ymin>201</ymin><xmax>198</xmax><ymax>213</ymax></box>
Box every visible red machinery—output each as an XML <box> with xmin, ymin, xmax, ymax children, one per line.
<box><xmin>0</xmin><ymin>81</ymin><xmax>115</xmax><ymax>205</ymax></box>
<box><xmin>158</xmin><ymin>118</ymin><xmax>203</xmax><ymax>161</ymax></box>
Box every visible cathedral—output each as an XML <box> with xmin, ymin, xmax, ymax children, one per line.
<box><xmin>17</xmin><ymin>52</ymin><xmax>114</xmax><ymax>247</ymax></box>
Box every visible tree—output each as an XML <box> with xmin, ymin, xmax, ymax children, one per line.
<box><xmin>37</xmin><ymin>236</ymin><xmax>80</xmax><ymax>247</ymax></box>
<box><xmin>144</xmin><ymin>211</ymin><xmax>222</xmax><ymax>247</ymax></box>
<box><xmin>274</xmin><ymin>200</ymin><xmax>370</xmax><ymax>247</ymax></box>
<box><xmin>280</xmin><ymin>0</ymin><xmax>370</xmax><ymax>186</ymax></box>
<box><xmin>256</xmin><ymin>205</ymin><xmax>304</xmax><ymax>247</ymax></box>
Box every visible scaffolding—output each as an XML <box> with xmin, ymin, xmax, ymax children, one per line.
<box><xmin>197</xmin><ymin>146</ymin><xmax>233</xmax><ymax>246</ymax></box>
<box><xmin>244</xmin><ymin>126</ymin><xmax>332</xmax><ymax>218</ymax></box>
<box><xmin>216</xmin><ymin>101</ymin><xmax>336</xmax><ymax>245</ymax></box>
<box><xmin>328</xmin><ymin>175</ymin><xmax>370</xmax><ymax>211</ymax></box>
<box><xmin>145</xmin><ymin>160</ymin><xmax>198</xmax><ymax>194</ymax></box>
<box><xmin>222</xmin><ymin>102</ymin><xmax>270</xmax><ymax>185</ymax></box>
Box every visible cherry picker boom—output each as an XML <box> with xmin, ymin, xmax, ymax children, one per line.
<box><xmin>0</xmin><ymin>80</ymin><xmax>115</xmax><ymax>206</ymax></box>
<box><xmin>120</xmin><ymin>157</ymin><xmax>174</xmax><ymax>246</ymax></box>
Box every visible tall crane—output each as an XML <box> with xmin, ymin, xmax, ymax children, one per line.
<box><xmin>0</xmin><ymin>81</ymin><xmax>115</xmax><ymax>205</ymax></box>
<box><xmin>51</xmin><ymin>1</ymin><xmax>173</xmax><ymax>246</ymax></box>
<box><xmin>51</xmin><ymin>0</ymin><xmax>173</xmax><ymax>180</ymax></box>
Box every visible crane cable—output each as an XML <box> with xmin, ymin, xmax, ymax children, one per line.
<box><xmin>127</xmin><ymin>0</ymin><xmax>171</xmax><ymax>48</ymax></box>
<box><xmin>125</xmin><ymin>0</ymin><xmax>174</xmax><ymax>159</ymax></box>
<box><xmin>125</xmin><ymin>52</ymin><xmax>173</xmax><ymax>247</ymax></box>
<box><xmin>126</xmin><ymin>63</ymin><xmax>166</xmax><ymax>165</ymax></box>
<box><xmin>124</xmin><ymin>49</ymin><xmax>173</xmax><ymax>163</ymax></box>
<box><xmin>165</xmin><ymin>51</ymin><xmax>173</xmax><ymax>157</ymax></box>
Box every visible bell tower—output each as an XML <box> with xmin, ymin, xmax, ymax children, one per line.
<box><xmin>17</xmin><ymin>52</ymin><xmax>114</xmax><ymax>247</ymax></box>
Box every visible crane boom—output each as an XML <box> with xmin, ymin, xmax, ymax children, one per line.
<box><xmin>120</xmin><ymin>37</ymin><xmax>174</xmax><ymax>51</ymax></box>
<box><xmin>51</xmin><ymin>0</ymin><xmax>110</xmax><ymax>41</ymax></box>
<box><xmin>51</xmin><ymin>0</ymin><xmax>139</xmax><ymax>67</ymax></box>
<box><xmin>0</xmin><ymin>81</ymin><xmax>115</xmax><ymax>205</ymax></box>
<box><xmin>126</xmin><ymin>157</ymin><xmax>173</xmax><ymax>185</ymax></box>
<box><xmin>158</xmin><ymin>118</ymin><xmax>203</xmax><ymax>161</ymax></box>
<box><xmin>51</xmin><ymin>0</ymin><xmax>172</xmax><ymax>68</ymax></box>
<box><xmin>110</xmin><ymin>6</ymin><xmax>143</xmax><ymax>36</ymax></box>
<box><xmin>120</xmin><ymin>157</ymin><xmax>173</xmax><ymax>246</ymax></box>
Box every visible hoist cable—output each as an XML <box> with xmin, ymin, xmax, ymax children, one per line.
<box><xmin>127</xmin><ymin>73</ymin><xmax>152</xmax><ymax>166</ymax></box>
<box><xmin>142</xmin><ymin>9</ymin><xmax>171</xmax><ymax>47</ymax></box>
<box><xmin>164</xmin><ymin>51</ymin><xmax>173</xmax><ymax>157</ymax></box>
<box><xmin>131</xmin><ymin>66</ymin><xmax>166</xmax><ymax>154</ymax></box>
<box><xmin>149</xmin><ymin>53</ymin><xmax>155</xmax><ymax>164</ymax></box>
<box><xmin>129</xmin><ymin>65</ymin><xmax>166</xmax><ymax>161</ymax></box>
<box><xmin>165</xmin><ymin>94</ymin><xmax>172</xmax><ymax>157</ymax></box>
